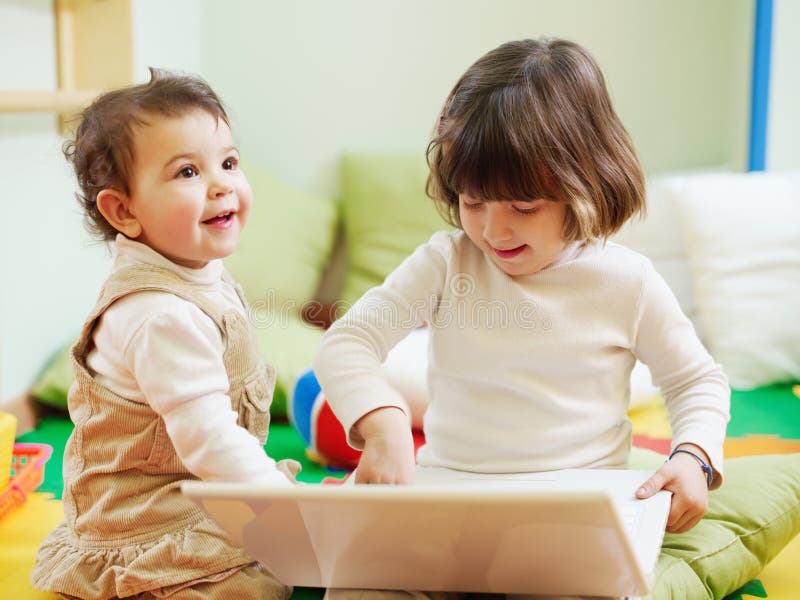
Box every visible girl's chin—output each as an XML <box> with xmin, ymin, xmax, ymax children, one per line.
<box><xmin>495</xmin><ymin>261</ymin><xmax>545</xmax><ymax>277</ymax></box>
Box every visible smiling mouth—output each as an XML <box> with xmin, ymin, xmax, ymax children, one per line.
<box><xmin>493</xmin><ymin>245</ymin><xmax>526</xmax><ymax>259</ymax></box>
<box><xmin>202</xmin><ymin>210</ymin><xmax>235</xmax><ymax>226</ymax></box>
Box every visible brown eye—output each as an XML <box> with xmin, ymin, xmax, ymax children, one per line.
<box><xmin>223</xmin><ymin>157</ymin><xmax>238</xmax><ymax>170</ymax></box>
<box><xmin>179</xmin><ymin>166</ymin><xmax>197</xmax><ymax>178</ymax></box>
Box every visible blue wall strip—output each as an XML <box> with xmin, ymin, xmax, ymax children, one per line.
<box><xmin>749</xmin><ymin>0</ymin><xmax>774</xmax><ymax>171</ymax></box>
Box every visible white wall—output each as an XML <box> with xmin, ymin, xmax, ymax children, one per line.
<box><xmin>767</xmin><ymin>0</ymin><xmax>800</xmax><ymax>171</ymax></box>
<box><xmin>205</xmin><ymin>0</ymin><xmax>753</xmax><ymax>197</ymax></box>
<box><xmin>131</xmin><ymin>0</ymin><xmax>210</xmax><ymax>82</ymax></box>
<box><xmin>0</xmin><ymin>0</ymin><xmax>756</xmax><ymax>402</ymax></box>
<box><xmin>0</xmin><ymin>0</ymin><xmax>210</xmax><ymax>402</ymax></box>
<box><xmin>0</xmin><ymin>1</ymin><xmax>111</xmax><ymax>401</ymax></box>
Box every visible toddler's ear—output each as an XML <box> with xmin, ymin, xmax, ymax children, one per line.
<box><xmin>96</xmin><ymin>189</ymin><xmax>142</xmax><ymax>238</ymax></box>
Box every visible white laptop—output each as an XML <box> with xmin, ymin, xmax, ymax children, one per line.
<box><xmin>182</xmin><ymin>467</ymin><xmax>670</xmax><ymax>599</ymax></box>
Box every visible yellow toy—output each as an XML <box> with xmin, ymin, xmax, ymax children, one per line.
<box><xmin>0</xmin><ymin>412</ymin><xmax>17</xmax><ymax>489</ymax></box>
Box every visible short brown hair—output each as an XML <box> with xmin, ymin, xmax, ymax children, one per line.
<box><xmin>65</xmin><ymin>68</ymin><xmax>230</xmax><ymax>242</ymax></box>
<box><xmin>427</xmin><ymin>38</ymin><xmax>645</xmax><ymax>242</ymax></box>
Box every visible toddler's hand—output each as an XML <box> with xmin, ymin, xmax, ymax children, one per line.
<box><xmin>353</xmin><ymin>407</ymin><xmax>415</xmax><ymax>484</ymax></box>
<box><xmin>635</xmin><ymin>444</ymin><xmax>710</xmax><ymax>533</ymax></box>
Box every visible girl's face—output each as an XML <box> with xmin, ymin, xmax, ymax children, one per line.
<box><xmin>459</xmin><ymin>195</ymin><xmax>568</xmax><ymax>277</ymax></box>
<box><xmin>124</xmin><ymin>109</ymin><xmax>252</xmax><ymax>268</ymax></box>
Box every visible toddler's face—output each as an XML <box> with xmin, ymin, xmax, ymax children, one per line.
<box><xmin>459</xmin><ymin>195</ymin><xmax>567</xmax><ymax>277</ymax></box>
<box><xmin>125</xmin><ymin>109</ymin><xmax>252</xmax><ymax>268</ymax></box>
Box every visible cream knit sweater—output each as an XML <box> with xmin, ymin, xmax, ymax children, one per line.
<box><xmin>315</xmin><ymin>231</ymin><xmax>729</xmax><ymax>483</ymax></box>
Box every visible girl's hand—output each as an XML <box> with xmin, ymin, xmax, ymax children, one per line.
<box><xmin>353</xmin><ymin>407</ymin><xmax>416</xmax><ymax>484</ymax></box>
<box><xmin>635</xmin><ymin>444</ymin><xmax>710</xmax><ymax>533</ymax></box>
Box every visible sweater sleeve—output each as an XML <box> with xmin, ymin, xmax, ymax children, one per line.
<box><xmin>313</xmin><ymin>233</ymin><xmax>452</xmax><ymax>448</ymax></box>
<box><xmin>124</xmin><ymin>302</ymin><xmax>290</xmax><ymax>486</ymax></box>
<box><xmin>632</xmin><ymin>261</ymin><xmax>730</xmax><ymax>488</ymax></box>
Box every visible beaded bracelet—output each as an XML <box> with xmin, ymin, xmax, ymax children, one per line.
<box><xmin>668</xmin><ymin>448</ymin><xmax>714</xmax><ymax>489</ymax></box>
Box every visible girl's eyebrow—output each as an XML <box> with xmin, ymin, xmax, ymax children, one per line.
<box><xmin>163</xmin><ymin>146</ymin><xmax>239</xmax><ymax>169</ymax></box>
<box><xmin>163</xmin><ymin>152</ymin><xmax>197</xmax><ymax>169</ymax></box>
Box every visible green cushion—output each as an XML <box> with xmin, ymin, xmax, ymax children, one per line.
<box><xmin>225</xmin><ymin>160</ymin><xmax>338</xmax><ymax>308</ymax></box>
<box><xmin>250</xmin><ymin>309</ymin><xmax>325</xmax><ymax>416</ymax></box>
<box><xmin>29</xmin><ymin>346</ymin><xmax>73</xmax><ymax>410</ymax></box>
<box><xmin>629</xmin><ymin>451</ymin><xmax>800</xmax><ymax>599</ymax></box>
<box><xmin>339</xmin><ymin>153</ymin><xmax>447</xmax><ymax>305</ymax></box>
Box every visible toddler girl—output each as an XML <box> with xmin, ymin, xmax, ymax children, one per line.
<box><xmin>314</xmin><ymin>38</ymin><xmax>730</xmax><ymax>598</ymax></box>
<box><xmin>31</xmin><ymin>69</ymin><xmax>295</xmax><ymax>600</ymax></box>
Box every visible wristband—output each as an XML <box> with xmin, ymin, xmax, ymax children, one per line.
<box><xmin>668</xmin><ymin>448</ymin><xmax>714</xmax><ymax>489</ymax></box>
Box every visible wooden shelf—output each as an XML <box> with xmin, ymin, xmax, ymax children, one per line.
<box><xmin>0</xmin><ymin>90</ymin><xmax>101</xmax><ymax>113</ymax></box>
<box><xmin>0</xmin><ymin>0</ymin><xmax>131</xmax><ymax>130</ymax></box>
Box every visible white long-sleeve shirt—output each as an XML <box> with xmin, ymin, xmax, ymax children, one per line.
<box><xmin>86</xmin><ymin>235</ymin><xmax>289</xmax><ymax>485</ymax></box>
<box><xmin>314</xmin><ymin>231</ymin><xmax>730</xmax><ymax>484</ymax></box>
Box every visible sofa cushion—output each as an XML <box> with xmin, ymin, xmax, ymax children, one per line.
<box><xmin>612</xmin><ymin>176</ymin><xmax>699</xmax><ymax>334</ymax></box>
<box><xmin>338</xmin><ymin>153</ymin><xmax>446</xmax><ymax>306</ymax></box>
<box><xmin>250</xmin><ymin>309</ymin><xmax>325</xmax><ymax>416</ymax></box>
<box><xmin>225</xmin><ymin>160</ymin><xmax>338</xmax><ymax>309</ymax></box>
<box><xmin>28</xmin><ymin>346</ymin><xmax>73</xmax><ymax>410</ymax></box>
<box><xmin>668</xmin><ymin>172</ymin><xmax>800</xmax><ymax>389</ymax></box>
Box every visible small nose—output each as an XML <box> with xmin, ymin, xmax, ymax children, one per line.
<box><xmin>483</xmin><ymin>205</ymin><xmax>512</xmax><ymax>241</ymax></box>
<box><xmin>208</xmin><ymin>173</ymin><xmax>233</xmax><ymax>200</ymax></box>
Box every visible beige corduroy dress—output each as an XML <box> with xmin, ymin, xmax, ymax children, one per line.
<box><xmin>31</xmin><ymin>264</ymin><xmax>293</xmax><ymax>600</ymax></box>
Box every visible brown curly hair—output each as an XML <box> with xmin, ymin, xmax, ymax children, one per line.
<box><xmin>64</xmin><ymin>68</ymin><xmax>230</xmax><ymax>242</ymax></box>
<box><xmin>426</xmin><ymin>38</ymin><xmax>645</xmax><ymax>243</ymax></box>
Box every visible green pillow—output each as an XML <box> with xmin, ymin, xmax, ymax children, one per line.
<box><xmin>629</xmin><ymin>450</ymin><xmax>800</xmax><ymax>599</ymax></box>
<box><xmin>339</xmin><ymin>153</ymin><xmax>447</xmax><ymax>306</ymax></box>
<box><xmin>225</xmin><ymin>159</ymin><xmax>338</xmax><ymax>308</ymax></box>
<box><xmin>29</xmin><ymin>345</ymin><xmax>73</xmax><ymax>410</ymax></box>
<box><xmin>250</xmin><ymin>308</ymin><xmax>325</xmax><ymax>417</ymax></box>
